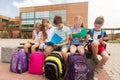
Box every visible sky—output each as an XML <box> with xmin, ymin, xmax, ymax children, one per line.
<box><xmin>0</xmin><ymin>0</ymin><xmax>120</xmax><ymax>29</ymax></box>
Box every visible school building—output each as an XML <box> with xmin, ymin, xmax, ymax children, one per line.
<box><xmin>0</xmin><ymin>15</ymin><xmax>20</xmax><ymax>38</ymax></box>
<box><xmin>0</xmin><ymin>2</ymin><xmax>88</xmax><ymax>38</ymax></box>
<box><xmin>20</xmin><ymin>2</ymin><xmax>88</xmax><ymax>31</ymax></box>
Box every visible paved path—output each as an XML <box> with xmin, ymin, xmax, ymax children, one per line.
<box><xmin>104</xmin><ymin>43</ymin><xmax>120</xmax><ymax>80</ymax></box>
<box><xmin>0</xmin><ymin>39</ymin><xmax>120</xmax><ymax>80</ymax></box>
<box><xmin>0</xmin><ymin>39</ymin><xmax>47</xmax><ymax>80</ymax></box>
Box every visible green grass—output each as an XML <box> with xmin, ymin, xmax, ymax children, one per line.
<box><xmin>108</xmin><ymin>40</ymin><xmax>120</xmax><ymax>43</ymax></box>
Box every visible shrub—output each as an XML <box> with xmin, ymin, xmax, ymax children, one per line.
<box><xmin>1</xmin><ymin>31</ymin><xmax>9</xmax><ymax>38</ymax></box>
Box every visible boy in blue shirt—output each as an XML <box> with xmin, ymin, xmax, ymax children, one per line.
<box><xmin>45</xmin><ymin>16</ymin><xmax>70</xmax><ymax>67</ymax></box>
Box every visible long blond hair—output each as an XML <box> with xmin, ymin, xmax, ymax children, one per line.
<box><xmin>34</xmin><ymin>22</ymin><xmax>42</xmax><ymax>29</ymax></box>
<box><xmin>74</xmin><ymin>16</ymin><xmax>84</xmax><ymax>27</ymax></box>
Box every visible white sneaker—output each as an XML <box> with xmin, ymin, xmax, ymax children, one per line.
<box><xmin>93</xmin><ymin>70</ymin><xmax>99</xmax><ymax>80</ymax></box>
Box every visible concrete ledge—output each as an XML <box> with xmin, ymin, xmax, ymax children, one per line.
<box><xmin>1</xmin><ymin>46</ymin><xmax>18</xmax><ymax>63</ymax></box>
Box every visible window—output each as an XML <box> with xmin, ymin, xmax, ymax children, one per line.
<box><xmin>35</xmin><ymin>11</ymin><xmax>49</xmax><ymax>23</ymax></box>
<box><xmin>49</xmin><ymin>10</ymin><xmax>66</xmax><ymax>24</ymax></box>
<box><xmin>22</xmin><ymin>12</ymin><xmax>34</xmax><ymax>19</ymax></box>
<box><xmin>21</xmin><ymin>10</ymin><xmax>66</xmax><ymax>29</ymax></box>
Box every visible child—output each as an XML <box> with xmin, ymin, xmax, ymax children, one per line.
<box><xmin>87</xmin><ymin>16</ymin><xmax>109</xmax><ymax>80</ymax></box>
<box><xmin>42</xmin><ymin>18</ymin><xmax>56</xmax><ymax>42</ymax></box>
<box><xmin>24</xmin><ymin>22</ymin><xmax>45</xmax><ymax>53</ymax></box>
<box><xmin>45</xmin><ymin>16</ymin><xmax>71</xmax><ymax>67</ymax></box>
<box><xmin>70</xmin><ymin>16</ymin><xmax>86</xmax><ymax>55</ymax></box>
<box><xmin>39</xmin><ymin>18</ymin><xmax>56</xmax><ymax>49</ymax></box>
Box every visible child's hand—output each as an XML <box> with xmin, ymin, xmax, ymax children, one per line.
<box><xmin>28</xmin><ymin>40</ymin><xmax>34</xmax><ymax>44</ymax></box>
<box><xmin>78</xmin><ymin>38</ymin><xmax>83</xmax><ymax>41</ymax></box>
<box><xmin>99</xmin><ymin>37</ymin><xmax>106</xmax><ymax>45</ymax></box>
<box><xmin>55</xmin><ymin>44</ymin><xmax>61</xmax><ymax>47</ymax></box>
<box><xmin>103</xmin><ymin>37</ymin><xmax>109</xmax><ymax>41</ymax></box>
<box><xmin>99</xmin><ymin>37</ymin><xmax>103</xmax><ymax>43</ymax></box>
<box><xmin>88</xmin><ymin>38</ymin><xmax>93</xmax><ymax>43</ymax></box>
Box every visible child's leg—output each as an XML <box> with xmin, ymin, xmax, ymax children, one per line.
<box><xmin>24</xmin><ymin>43</ymin><xmax>31</xmax><ymax>53</ymax></box>
<box><xmin>95</xmin><ymin>51</ymin><xmax>109</xmax><ymax>70</ymax></box>
<box><xmin>31</xmin><ymin>43</ymin><xmax>39</xmax><ymax>53</ymax></box>
<box><xmin>70</xmin><ymin>45</ymin><xmax>77</xmax><ymax>54</ymax></box>
<box><xmin>61</xmin><ymin>45</ymin><xmax>69</xmax><ymax>68</ymax></box>
<box><xmin>91</xmin><ymin>41</ymin><xmax>99</xmax><ymax>60</ymax></box>
<box><xmin>77</xmin><ymin>45</ymin><xmax>84</xmax><ymax>55</ymax></box>
<box><xmin>44</xmin><ymin>45</ymin><xmax>54</xmax><ymax>56</ymax></box>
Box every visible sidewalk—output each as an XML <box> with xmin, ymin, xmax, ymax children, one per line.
<box><xmin>104</xmin><ymin>43</ymin><xmax>120</xmax><ymax>80</ymax></box>
<box><xmin>0</xmin><ymin>39</ymin><xmax>47</xmax><ymax>80</ymax></box>
<box><xmin>0</xmin><ymin>39</ymin><xmax>119</xmax><ymax>80</ymax></box>
<box><xmin>0</xmin><ymin>63</ymin><xmax>47</xmax><ymax>80</ymax></box>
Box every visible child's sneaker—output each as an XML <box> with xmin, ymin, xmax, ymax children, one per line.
<box><xmin>93</xmin><ymin>70</ymin><xmax>99</xmax><ymax>80</ymax></box>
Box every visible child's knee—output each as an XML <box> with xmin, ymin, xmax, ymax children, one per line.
<box><xmin>77</xmin><ymin>46</ymin><xmax>84</xmax><ymax>55</ymax></box>
<box><xmin>61</xmin><ymin>49</ymin><xmax>68</xmax><ymax>57</ymax></box>
<box><xmin>24</xmin><ymin>44</ymin><xmax>30</xmax><ymax>49</ymax></box>
<box><xmin>92</xmin><ymin>41</ymin><xmax>99</xmax><ymax>47</ymax></box>
<box><xmin>70</xmin><ymin>45</ymin><xmax>76</xmax><ymax>49</ymax></box>
<box><xmin>61</xmin><ymin>49</ymin><xmax>68</xmax><ymax>54</ymax></box>
<box><xmin>31</xmin><ymin>45</ymin><xmax>37</xmax><ymax>49</ymax></box>
<box><xmin>104</xmin><ymin>55</ymin><xmax>109</xmax><ymax>61</ymax></box>
<box><xmin>102</xmin><ymin>52</ymin><xmax>109</xmax><ymax>61</ymax></box>
<box><xmin>78</xmin><ymin>50</ymin><xmax>84</xmax><ymax>55</ymax></box>
<box><xmin>70</xmin><ymin>45</ymin><xmax>77</xmax><ymax>54</ymax></box>
<box><xmin>45</xmin><ymin>46</ymin><xmax>54</xmax><ymax>56</ymax></box>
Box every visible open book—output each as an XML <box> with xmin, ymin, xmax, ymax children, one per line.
<box><xmin>72</xmin><ymin>27</ymin><xmax>87</xmax><ymax>38</ymax></box>
<box><xmin>45</xmin><ymin>33</ymin><xmax>62</xmax><ymax>45</ymax></box>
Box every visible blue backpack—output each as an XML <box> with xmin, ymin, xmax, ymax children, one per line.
<box><xmin>64</xmin><ymin>53</ymin><xmax>89</xmax><ymax>80</ymax></box>
<box><xmin>10</xmin><ymin>49</ymin><xmax>28</xmax><ymax>74</ymax></box>
<box><xmin>89</xmin><ymin>29</ymin><xmax>105</xmax><ymax>38</ymax></box>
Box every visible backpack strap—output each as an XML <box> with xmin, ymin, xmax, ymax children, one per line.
<box><xmin>90</xmin><ymin>29</ymin><xmax>105</xmax><ymax>37</ymax></box>
<box><xmin>89</xmin><ymin>29</ymin><xmax>94</xmax><ymax>38</ymax></box>
<box><xmin>101</xmin><ymin>29</ymin><xmax>105</xmax><ymax>37</ymax></box>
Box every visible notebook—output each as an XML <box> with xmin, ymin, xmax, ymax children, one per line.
<box><xmin>72</xmin><ymin>27</ymin><xmax>87</xmax><ymax>38</ymax></box>
<box><xmin>45</xmin><ymin>33</ymin><xmax>62</xmax><ymax>45</ymax></box>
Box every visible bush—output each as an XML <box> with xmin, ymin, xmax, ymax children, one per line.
<box><xmin>107</xmin><ymin>40</ymin><xmax>120</xmax><ymax>43</ymax></box>
<box><xmin>23</xmin><ymin>32</ymin><xmax>32</xmax><ymax>39</ymax></box>
<box><xmin>1</xmin><ymin>31</ymin><xmax>9</xmax><ymax>38</ymax></box>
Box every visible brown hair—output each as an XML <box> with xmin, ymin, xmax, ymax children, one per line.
<box><xmin>53</xmin><ymin>16</ymin><xmax>63</xmax><ymax>25</ymax></box>
<box><xmin>41</xmin><ymin>18</ymin><xmax>51</xmax><ymax>40</ymax></box>
<box><xmin>94</xmin><ymin>16</ymin><xmax>104</xmax><ymax>25</ymax></box>
<box><xmin>74</xmin><ymin>16</ymin><xmax>84</xmax><ymax>27</ymax></box>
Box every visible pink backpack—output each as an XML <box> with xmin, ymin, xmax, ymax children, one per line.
<box><xmin>28</xmin><ymin>51</ymin><xmax>45</xmax><ymax>74</ymax></box>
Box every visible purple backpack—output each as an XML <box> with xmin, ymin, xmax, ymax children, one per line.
<box><xmin>64</xmin><ymin>53</ymin><xmax>89</xmax><ymax>80</ymax></box>
<box><xmin>10</xmin><ymin>49</ymin><xmax>28</xmax><ymax>74</ymax></box>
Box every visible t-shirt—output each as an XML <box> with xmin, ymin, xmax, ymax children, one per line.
<box><xmin>46</xmin><ymin>26</ymin><xmax>56</xmax><ymax>42</ymax></box>
<box><xmin>70</xmin><ymin>26</ymin><xmax>84</xmax><ymax>45</ymax></box>
<box><xmin>54</xmin><ymin>25</ymin><xmax>70</xmax><ymax>43</ymax></box>
<box><xmin>87</xmin><ymin>29</ymin><xmax>107</xmax><ymax>42</ymax></box>
<box><xmin>33</xmin><ymin>30</ymin><xmax>42</xmax><ymax>41</ymax></box>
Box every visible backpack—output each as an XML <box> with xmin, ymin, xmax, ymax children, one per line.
<box><xmin>44</xmin><ymin>53</ymin><xmax>65</xmax><ymax>80</ymax></box>
<box><xmin>10</xmin><ymin>49</ymin><xmax>28</xmax><ymax>74</ymax></box>
<box><xmin>89</xmin><ymin>29</ymin><xmax>105</xmax><ymax>37</ymax></box>
<box><xmin>64</xmin><ymin>53</ymin><xmax>89</xmax><ymax>80</ymax></box>
<box><xmin>28</xmin><ymin>51</ymin><xmax>45</xmax><ymax>74</ymax></box>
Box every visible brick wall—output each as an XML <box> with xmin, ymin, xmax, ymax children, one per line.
<box><xmin>20</xmin><ymin>2</ymin><xmax>88</xmax><ymax>27</ymax></box>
